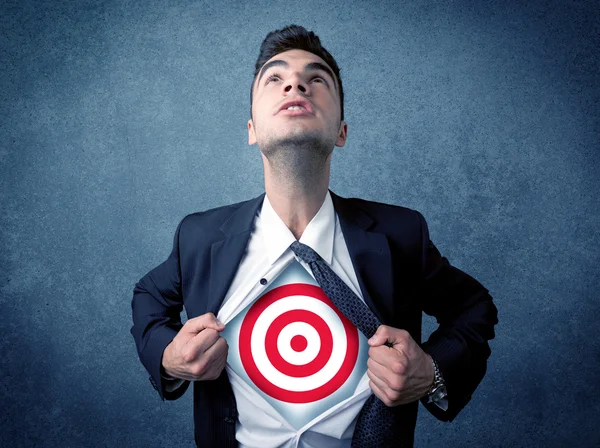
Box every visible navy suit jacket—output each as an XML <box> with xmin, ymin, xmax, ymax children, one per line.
<box><xmin>131</xmin><ymin>189</ymin><xmax>499</xmax><ymax>447</ymax></box>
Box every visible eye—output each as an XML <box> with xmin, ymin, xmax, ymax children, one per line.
<box><xmin>264</xmin><ymin>73</ymin><xmax>327</xmax><ymax>85</ymax></box>
<box><xmin>265</xmin><ymin>73</ymin><xmax>281</xmax><ymax>84</ymax></box>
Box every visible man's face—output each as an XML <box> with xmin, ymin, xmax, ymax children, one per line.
<box><xmin>248</xmin><ymin>49</ymin><xmax>347</xmax><ymax>155</ymax></box>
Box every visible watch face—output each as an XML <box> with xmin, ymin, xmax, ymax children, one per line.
<box><xmin>432</xmin><ymin>385</ymin><xmax>447</xmax><ymax>401</ymax></box>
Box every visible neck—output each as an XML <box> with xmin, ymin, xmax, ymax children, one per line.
<box><xmin>263</xmin><ymin>155</ymin><xmax>331</xmax><ymax>240</ymax></box>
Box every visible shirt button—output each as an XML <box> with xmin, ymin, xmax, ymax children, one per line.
<box><xmin>224</xmin><ymin>417</ymin><xmax>235</xmax><ymax>424</ymax></box>
<box><xmin>260</xmin><ymin>278</ymin><xmax>267</xmax><ymax>285</ymax></box>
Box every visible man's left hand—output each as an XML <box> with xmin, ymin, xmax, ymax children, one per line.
<box><xmin>366</xmin><ymin>325</ymin><xmax>435</xmax><ymax>407</ymax></box>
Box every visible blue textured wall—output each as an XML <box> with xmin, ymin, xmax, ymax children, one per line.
<box><xmin>1</xmin><ymin>1</ymin><xmax>599</xmax><ymax>447</ymax></box>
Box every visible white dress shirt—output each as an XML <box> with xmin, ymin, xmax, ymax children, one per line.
<box><xmin>220</xmin><ymin>190</ymin><xmax>374</xmax><ymax>448</ymax></box>
<box><xmin>165</xmin><ymin>190</ymin><xmax>447</xmax><ymax>447</ymax></box>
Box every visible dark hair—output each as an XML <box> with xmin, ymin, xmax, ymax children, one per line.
<box><xmin>250</xmin><ymin>24</ymin><xmax>344</xmax><ymax>122</ymax></box>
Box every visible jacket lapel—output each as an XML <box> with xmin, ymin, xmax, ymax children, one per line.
<box><xmin>206</xmin><ymin>190</ymin><xmax>394</xmax><ymax>326</ymax></box>
<box><xmin>206</xmin><ymin>193</ymin><xmax>266</xmax><ymax>314</ymax></box>
<box><xmin>330</xmin><ymin>190</ymin><xmax>394</xmax><ymax>325</ymax></box>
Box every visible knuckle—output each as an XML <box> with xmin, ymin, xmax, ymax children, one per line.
<box><xmin>392</xmin><ymin>361</ymin><xmax>405</xmax><ymax>375</ymax></box>
<box><xmin>203</xmin><ymin>328</ymin><xmax>218</xmax><ymax>339</ymax></box>
<box><xmin>216</xmin><ymin>337</ymin><xmax>228</xmax><ymax>352</ymax></box>
<box><xmin>194</xmin><ymin>360</ymin><xmax>207</xmax><ymax>376</ymax></box>
<box><xmin>182</xmin><ymin>349</ymin><xmax>195</xmax><ymax>364</ymax></box>
<box><xmin>185</xmin><ymin>317</ymin><xmax>200</xmax><ymax>328</ymax></box>
<box><xmin>382</xmin><ymin>394</ymin><xmax>393</xmax><ymax>407</ymax></box>
<box><xmin>208</xmin><ymin>365</ymin><xmax>223</xmax><ymax>380</ymax></box>
<box><xmin>205</xmin><ymin>312</ymin><xmax>219</xmax><ymax>325</ymax></box>
<box><xmin>391</xmin><ymin>377</ymin><xmax>403</xmax><ymax>391</ymax></box>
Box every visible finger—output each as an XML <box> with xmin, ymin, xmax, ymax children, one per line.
<box><xmin>368</xmin><ymin>378</ymin><xmax>392</xmax><ymax>407</ymax></box>
<box><xmin>366</xmin><ymin>361</ymin><xmax>391</xmax><ymax>394</ymax></box>
<box><xmin>196</xmin><ymin>337</ymin><xmax>228</xmax><ymax>379</ymax></box>
<box><xmin>183</xmin><ymin>328</ymin><xmax>221</xmax><ymax>362</ymax></box>
<box><xmin>368</xmin><ymin>325</ymin><xmax>406</xmax><ymax>347</ymax></box>
<box><xmin>210</xmin><ymin>337</ymin><xmax>229</xmax><ymax>365</ymax></box>
<box><xmin>182</xmin><ymin>312</ymin><xmax>225</xmax><ymax>335</ymax></box>
<box><xmin>197</xmin><ymin>345</ymin><xmax>227</xmax><ymax>381</ymax></box>
<box><xmin>200</xmin><ymin>336</ymin><xmax>229</xmax><ymax>366</ymax></box>
<box><xmin>367</xmin><ymin>368</ymin><xmax>390</xmax><ymax>396</ymax></box>
<box><xmin>367</xmin><ymin>356</ymin><xmax>393</xmax><ymax>385</ymax></box>
<box><xmin>212</xmin><ymin>340</ymin><xmax>229</xmax><ymax>375</ymax></box>
<box><xmin>368</xmin><ymin>356</ymin><xmax>406</xmax><ymax>394</ymax></box>
<box><xmin>367</xmin><ymin>325</ymin><xmax>387</xmax><ymax>346</ymax></box>
<box><xmin>368</xmin><ymin>344</ymin><xmax>404</xmax><ymax>369</ymax></box>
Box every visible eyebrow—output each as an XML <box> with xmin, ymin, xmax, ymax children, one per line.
<box><xmin>256</xmin><ymin>60</ymin><xmax>337</xmax><ymax>91</ymax></box>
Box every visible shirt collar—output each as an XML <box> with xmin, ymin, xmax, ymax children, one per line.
<box><xmin>260</xmin><ymin>190</ymin><xmax>335</xmax><ymax>266</ymax></box>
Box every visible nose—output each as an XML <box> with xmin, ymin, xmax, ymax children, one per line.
<box><xmin>285</xmin><ymin>83</ymin><xmax>306</xmax><ymax>94</ymax></box>
<box><xmin>283</xmin><ymin>74</ymin><xmax>308</xmax><ymax>94</ymax></box>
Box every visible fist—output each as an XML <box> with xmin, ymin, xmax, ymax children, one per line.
<box><xmin>162</xmin><ymin>312</ymin><xmax>229</xmax><ymax>381</ymax></box>
<box><xmin>366</xmin><ymin>325</ymin><xmax>435</xmax><ymax>407</ymax></box>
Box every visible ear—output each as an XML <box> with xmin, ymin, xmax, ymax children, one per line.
<box><xmin>248</xmin><ymin>119</ymin><xmax>256</xmax><ymax>145</ymax></box>
<box><xmin>335</xmin><ymin>121</ymin><xmax>348</xmax><ymax>147</ymax></box>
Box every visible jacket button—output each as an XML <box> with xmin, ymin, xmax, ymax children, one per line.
<box><xmin>224</xmin><ymin>417</ymin><xmax>235</xmax><ymax>424</ymax></box>
<box><xmin>260</xmin><ymin>278</ymin><xmax>267</xmax><ymax>285</ymax></box>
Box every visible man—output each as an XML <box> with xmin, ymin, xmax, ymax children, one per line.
<box><xmin>131</xmin><ymin>24</ymin><xmax>499</xmax><ymax>447</ymax></box>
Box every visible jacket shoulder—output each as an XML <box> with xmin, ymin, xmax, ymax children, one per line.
<box><xmin>341</xmin><ymin>195</ymin><xmax>425</xmax><ymax>235</ymax></box>
<box><xmin>177</xmin><ymin>196</ymin><xmax>257</xmax><ymax>238</ymax></box>
<box><xmin>344</xmin><ymin>195</ymin><xmax>419</xmax><ymax>215</ymax></box>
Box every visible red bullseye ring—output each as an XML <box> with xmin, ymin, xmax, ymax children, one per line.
<box><xmin>265</xmin><ymin>309</ymin><xmax>333</xmax><ymax>377</ymax></box>
<box><xmin>239</xmin><ymin>283</ymin><xmax>358</xmax><ymax>403</ymax></box>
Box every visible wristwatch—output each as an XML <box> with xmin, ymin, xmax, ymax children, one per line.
<box><xmin>425</xmin><ymin>357</ymin><xmax>447</xmax><ymax>404</ymax></box>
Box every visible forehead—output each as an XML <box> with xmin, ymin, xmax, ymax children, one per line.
<box><xmin>264</xmin><ymin>49</ymin><xmax>328</xmax><ymax>67</ymax></box>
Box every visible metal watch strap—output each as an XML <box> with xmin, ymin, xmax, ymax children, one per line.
<box><xmin>426</xmin><ymin>357</ymin><xmax>447</xmax><ymax>403</ymax></box>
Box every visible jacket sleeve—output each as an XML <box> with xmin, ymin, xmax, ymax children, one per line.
<box><xmin>130</xmin><ymin>217</ymin><xmax>191</xmax><ymax>401</ymax></box>
<box><xmin>414</xmin><ymin>210</ymin><xmax>499</xmax><ymax>422</ymax></box>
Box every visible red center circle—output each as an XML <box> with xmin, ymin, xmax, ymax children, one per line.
<box><xmin>290</xmin><ymin>335</ymin><xmax>307</xmax><ymax>352</ymax></box>
<box><xmin>239</xmin><ymin>283</ymin><xmax>358</xmax><ymax>404</ymax></box>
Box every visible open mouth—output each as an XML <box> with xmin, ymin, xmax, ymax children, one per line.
<box><xmin>278</xmin><ymin>106</ymin><xmax>313</xmax><ymax>116</ymax></box>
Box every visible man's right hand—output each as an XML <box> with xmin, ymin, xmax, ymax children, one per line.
<box><xmin>161</xmin><ymin>312</ymin><xmax>228</xmax><ymax>381</ymax></box>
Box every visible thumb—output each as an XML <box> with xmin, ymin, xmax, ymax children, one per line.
<box><xmin>368</xmin><ymin>325</ymin><xmax>398</xmax><ymax>348</ymax></box>
<box><xmin>368</xmin><ymin>326</ymin><xmax>387</xmax><ymax>346</ymax></box>
<box><xmin>182</xmin><ymin>312</ymin><xmax>225</xmax><ymax>335</ymax></box>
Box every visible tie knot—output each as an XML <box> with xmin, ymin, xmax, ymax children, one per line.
<box><xmin>289</xmin><ymin>240</ymin><xmax>321</xmax><ymax>264</ymax></box>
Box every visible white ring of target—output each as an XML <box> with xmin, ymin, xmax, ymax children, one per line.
<box><xmin>251</xmin><ymin>294</ymin><xmax>348</xmax><ymax>392</ymax></box>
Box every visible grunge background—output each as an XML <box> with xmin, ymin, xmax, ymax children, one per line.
<box><xmin>1</xmin><ymin>0</ymin><xmax>598</xmax><ymax>446</ymax></box>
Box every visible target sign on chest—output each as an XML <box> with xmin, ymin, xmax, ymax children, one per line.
<box><xmin>221</xmin><ymin>260</ymin><xmax>370</xmax><ymax>430</ymax></box>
